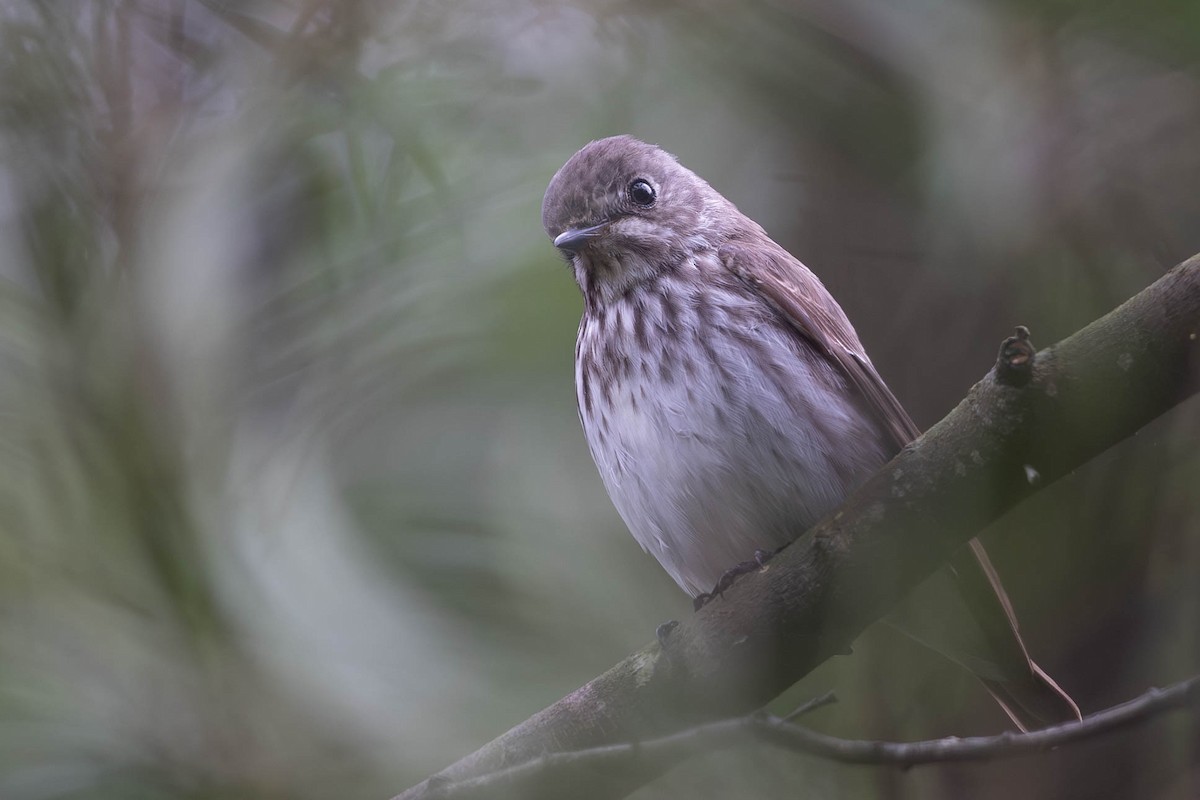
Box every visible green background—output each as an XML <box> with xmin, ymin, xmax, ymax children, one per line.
<box><xmin>0</xmin><ymin>2</ymin><xmax>1197</xmax><ymax>798</ymax></box>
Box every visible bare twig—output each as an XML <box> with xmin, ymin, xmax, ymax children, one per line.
<box><xmin>414</xmin><ymin>677</ymin><xmax>1199</xmax><ymax>799</ymax></box>
<box><xmin>752</xmin><ymin>675</ymin><xmax>1200</xmax><ymax>766</ymax></box>
<box><xmin>782</xmin><ymin>690</ymin><xmax>839</xmax><ymax>722</ymax></box>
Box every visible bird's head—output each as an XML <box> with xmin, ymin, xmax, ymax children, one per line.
<box><xmin>541</xmin><ymin>135</ymin><xmax>743</xmax><ymax>303</ymax></box>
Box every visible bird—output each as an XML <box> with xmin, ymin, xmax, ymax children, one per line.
<box><xmin>541</xmin><ymin>134</ymin><xmax>1080</xmax><ymax>731</ymax></box>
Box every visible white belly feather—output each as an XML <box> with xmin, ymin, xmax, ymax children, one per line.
<box><xmin>576</xmin><ymin>269</ymin><xmax>889</xmax><ymax>596</ymax></box>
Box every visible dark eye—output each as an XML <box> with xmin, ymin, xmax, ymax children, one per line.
<box><xmin>628</xmin><ymin>179</ymin><xmax>656</xmax><ymax>207</ymax></box>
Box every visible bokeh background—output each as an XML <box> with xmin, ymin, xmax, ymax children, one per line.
<box><xmin>1</xmin><ymin>1</ymin><xmax>1198</xmax><ymax>798</ymax></box>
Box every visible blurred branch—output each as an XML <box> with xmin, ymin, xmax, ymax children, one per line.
<box><xmin>410</xmin><ymin>676</ymin><xmax>1200</xmax><ymax>799</ymax></box>
<box><xmin>194</xmin><ymin>0</ymin><xmax>366</xmax><ymax>82</ymax></box>
<box><xmin>394</xmin><ymin>254</ymin><xmax>1200</xmax><ymax>800</ymax></box>
<box><xmin>193</xmin><ymin>0</ymin><xmax>288</xmax><ymax>52</ymax></box>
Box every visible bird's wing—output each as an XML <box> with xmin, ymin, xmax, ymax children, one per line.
<box><xmin>719</xmin><ymin>239</ymin><xmax>919</xmax><ymax>449</ymax></box>
<box><xmin>719</xmin><ymin>238</ymin><xmax>1080</xmax><ymax>730</ymax></box>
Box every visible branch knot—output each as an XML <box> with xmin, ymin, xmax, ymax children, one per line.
<box><xmin>996</xmin><ymin>325</ymin><xmax>1036</xmax><ymax>387</ymax></box>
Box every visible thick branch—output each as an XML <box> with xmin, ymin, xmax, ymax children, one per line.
<box><xmin>396</xmin><ymin>255</ymin><xmax>1200</xmax><ymax>800</ymax></box>
<box><xmin>417</xmin><ymin>676</ymin><xmax>1200</xmax><ymax>797</ymax></box>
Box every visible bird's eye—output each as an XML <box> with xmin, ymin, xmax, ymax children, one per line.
<box><xmin>628</xmin><ymin>179</ymin><xmax>656</xmax><ymax>207</ymax></box>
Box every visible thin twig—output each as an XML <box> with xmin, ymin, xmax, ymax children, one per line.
<box><xmin>782</xmin><ymin>690</ymin><xmax>839</xmax><ymax>722</ymax></box>
<box><xmin>752</xmin><ymin>675</ymin><xmax>1200</xmax><ymax>766</ymax></box>
<box><xmin>418</xmin><ymin>677</ymin><xmax>1199</xmax><ymax>799</ymax></box>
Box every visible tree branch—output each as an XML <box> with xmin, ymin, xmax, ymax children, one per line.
<box><xmin>752</xmin><ymin>676</ymin><xmax>1200</xmax><ymax>766</ymax></box>
<box><xmin>413</xmin><ymin>676</ymin><xmax>1200</xmax><ymax>798</ymax></box>
<box><xmin>395</xmin><ymin>255</ymin><xmax>1200</xmax><ymax>800</ymax></box>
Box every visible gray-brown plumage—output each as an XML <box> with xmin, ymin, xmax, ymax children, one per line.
<box><xmin>542</xmin><ymin>134</ymin><xmax>1079</xmax><ymax>730</ymax></box>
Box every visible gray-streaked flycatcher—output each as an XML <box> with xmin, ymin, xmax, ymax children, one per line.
<box><xmin>542</xmin><ymin>135</ymin><xmax>1080</xmax><ymax>730</ymax></box>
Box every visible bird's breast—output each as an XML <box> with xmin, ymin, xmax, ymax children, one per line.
<box><xmin>574</xmin><ymin>273</ymin><xmax>890</xmax><ymax>595</ymax></box>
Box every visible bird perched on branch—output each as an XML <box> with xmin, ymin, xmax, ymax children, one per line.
<box><xmin>542</xmin><ymin>134</ymin><xmax>1080</xmax><ymax>731</ymax></box>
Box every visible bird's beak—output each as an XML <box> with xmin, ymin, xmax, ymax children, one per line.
<box><xmin>553</xmin><ymin>222</ymin><xmax>608</xmax><ymax>253</ymax></box>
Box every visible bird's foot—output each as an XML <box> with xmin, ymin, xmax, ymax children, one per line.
<box><xmin>693</xmin><ymin>548</ymin><xmax>778</xmax><ymax>611</ymax></box>
<box><xmin>655</xmin><ymin>620</ymin><xmax>680</xmax><ymax>648</ymax></box>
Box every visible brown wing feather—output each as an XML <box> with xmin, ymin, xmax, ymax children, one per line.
<box><xmin>719</xmin><ymin>240</ymin><xmax>918</xmax><ymax>449</ymax></box>
<box><xmin>719</xmin><ymin>239</ymin><xmax>1080</xmax><ymax>730</ymax></box>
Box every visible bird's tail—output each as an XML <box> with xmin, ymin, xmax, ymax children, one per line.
<box><xmin>981</xmin><ymin>660</ymin><xmax>1081</xmax><ymax>732</ymax></box>
<box><xmin>883</xmin><ymin>539</ymin><xmax>1081</xmax><ymax>731</ymax></box>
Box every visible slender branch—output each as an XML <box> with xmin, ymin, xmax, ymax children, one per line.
<box><xmin>781</xmin><ymin>690</ymin><xmax>839</xmax><ymax>722</ymax></box>
<box><xmin>395</xmin><ymin>255</ymin><xmax>1200</xmax><ymax>800</ymax></box>
<box><xmin>415</xmin><ymin>676</ymin><xmax>1200</xmax><ymax>798</ymax></box>
<box><xmin>752</xmin><ymin>675</ymin><xmax>1200</xmax><ymax>766</ymax></box>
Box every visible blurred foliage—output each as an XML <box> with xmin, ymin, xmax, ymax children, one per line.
<box><xmin>0</xmin><ymin>1</ymin><xmax>1196</xmax><ymax>798</ymax></box>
